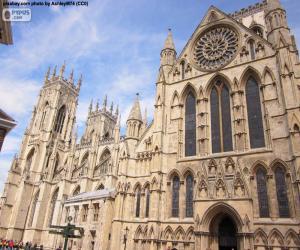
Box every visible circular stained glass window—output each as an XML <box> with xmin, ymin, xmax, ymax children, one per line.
<box><xmin>193</xmin><ymin>26</ymin><xmax>239</xmax><ymax>71</ymax></box>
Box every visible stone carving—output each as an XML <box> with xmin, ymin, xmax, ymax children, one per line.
<box><xmin>193</xmin><ymin>26</ymin><xmax>238</xmax><ymax>71</ymax></box>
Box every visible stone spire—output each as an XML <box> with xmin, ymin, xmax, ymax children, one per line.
<box><xmin>103</xmin><ymin>95</ymin><xmax>107</xmax><ymax>111</ymax></box>
<box><xmin>127</xmin><ymin>93</ymin><xmax>142</xmax><ymax>121</ymax></box>
<box><xmin>163</xmin><ymin>28</ymin><xmax>175</xmax><ymax>51</ymax></box>
<box><xmin>160</xmin><ymin>29</ymin><xmax>176</xmax><ymax>66</ymax></box>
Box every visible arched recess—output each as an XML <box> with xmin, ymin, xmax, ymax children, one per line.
<box><xmin>40</xmin><ymin>101</ymin><xmax>50</xmax><ymax>130</ymax></box>
<box><xmin>28</xmin><ymin>190</ymin><xmax>40</xmax><ymax>227</ymax></box>
<box><xmin>268</xmin><ymin>229</ymin><xmax>284</xmax><ymax>248</ymax></box>
<box><xmin>170</xmin><ymin>91</ymin><xmax>180</xmax><ymax>120</ymax></box>
<box><xmin>94</xmin><ymin>148</ymin><xmax>111</xmax><ymax>177</ymax></box>
<box><xmin>207</xmin><ymin>74</ymin><xmax>233</xmax><ymax>153</ymax></box>
<box><xmin>174</xmin><ymin>226</ymin><xmax>185</xmax><ymax>241</ymax></box>
<box><xmin>163</xmin><ymin>226</ymin><xmax>174</xmax><ymax>241</ymax></box>
<box><xmin>72</xmin><ymin>185</ymin><xmax>81</xmax><ymax>196</ymax></box>
<box><xmin>241</xmin><ymin>67</ymin><xmax>265</xmax><ymax>149</ymax></box>
<box><xmin>200</xmin><ymin>202</ymin><xmax>244</xmax><ymax>233</ymax></box>
<box><xmin>285</xmin><ymin>229</ymin><xmax>300</xmax><ymax>248</ymax></box>
<box><xmin>254</xmin><ymin>229</ymin><xmax>268</xmax><ymax>248</ymax></box>
<box><xmin>24</xmin><ymin>148</ymin><xmax>35</xmax><ymax>175</ymax></box>
<box><xmin>52</xmin><ymin>154</ymin><xmax>60</xmax><ymax>180</ymax></box>
<box><xmin>48</xmin><ymin>188</ymin><xmax>59</xmax><ymax>226</ymax></box>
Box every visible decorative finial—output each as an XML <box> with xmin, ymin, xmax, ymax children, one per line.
<box><xmin>59</xmin><ymin>61</ymin><xmax>66</xmax><ymax>79</ymax></box>
<box><xmin>110</xmin><ymin>102</ymin><xmax>113</xmax><ymax>113</ymax></box>
<box><xmin>69</xmin><ymin>69</ymin><xmax>74</xmax><ymax>84</ymax></box>
<box><xmin>103</xmin><ymin>95</ymin><xmax>107</xmax><ymax>110</ymax></box>
<box><xmin>77</xmin><ymin>74</ymin><xmax>83</xmax><ymax>90</ymax></box>
<box><xmin>45</xmin><ymin>66</ymin><xmax>51</xmax><ymax>82</ymax></box>
<box><xmin>89</xmin><ymin>99</ymin><xmax>93</xmax><ymax>114</ymax></box>
<box><xmin>115</xmin><ymin>105</ymin><xmax>119</xmax><ymax>116</ymax></box>
<box><xmin>96</xmin><ymin>99</ymin><xmax>99</xmax><ymax>111</ymax></box>
<box><xmin>52</xmin><ymin>65</ymin><xmax>57</xmax><ymax>80</ymax></box>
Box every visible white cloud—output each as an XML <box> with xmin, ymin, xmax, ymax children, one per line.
<box><xmin>0</xmin><ymin>77</ymin><xmax>39</xmax><ymax>117</ymax></box>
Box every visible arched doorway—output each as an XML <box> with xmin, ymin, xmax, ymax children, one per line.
<box><xmin>218</xmin><ymin>216</ymin><xmax>237</xmax><ymax>250</ymax></box>
<box><xmin>209</xmin><ymin>213</ymin><xmax>238</xmax><ymax>250</ymax></box>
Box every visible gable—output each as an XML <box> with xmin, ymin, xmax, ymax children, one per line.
<box><xmin>170</xmin><ymin>6</ymin><xmax>275</xmax><ymax>80</ymax></box>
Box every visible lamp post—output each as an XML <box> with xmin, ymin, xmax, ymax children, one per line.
<box><xmin>123</xmin><ymin>226</ymin><xmax>129</xmax><ymax>250</ymax></box>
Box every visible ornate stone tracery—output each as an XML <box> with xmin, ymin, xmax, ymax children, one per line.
<box><xmin>193</xmin><ymin>25</ymin><xmax>239</xmax><ymax>71</ymax></box>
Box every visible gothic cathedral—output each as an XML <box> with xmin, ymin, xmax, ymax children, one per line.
<box><xmin>1</xmin><ymin>0</ymin><xmax>300</xmax><ymax>249</ymax></box>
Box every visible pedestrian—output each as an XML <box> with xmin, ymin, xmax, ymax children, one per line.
<box><xmin>24</xmin><ymin>242</ymin><xmax>29</xmax><ymax>250</ymax></box>
<box><xmin>39</xmin><ymin>245</ymin><xmax>43</xmax><ymax>250</ymax></box>
<box><xmin>8</xmin><ymin>240</ymin><xmax>13</xmax><ymax>250</ymax></box>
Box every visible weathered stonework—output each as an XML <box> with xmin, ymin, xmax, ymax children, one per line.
<box><xmin>0</xmin><ymin>0</ymin><xmax>300</xmax><ymax>249</ymax></box>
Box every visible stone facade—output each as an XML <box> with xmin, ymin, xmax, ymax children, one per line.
<box><xmin>1</xmin><ymin>0</ymin><xmax>300</xmax><ymax>249</ymax></box>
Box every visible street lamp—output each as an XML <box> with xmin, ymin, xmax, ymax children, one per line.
<box><xmin>123</xmin><ymin>226</ymin><xmax>129</xmax><ymax>250</ymax></box>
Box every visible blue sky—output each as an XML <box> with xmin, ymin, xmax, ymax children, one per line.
<box><xmin>0</xmin><ymin>0</ymin><xmax>299</xmax><ymax>192</ymax></box>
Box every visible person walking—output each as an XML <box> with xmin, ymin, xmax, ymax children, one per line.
<box><xmin>8</xmin><ymin>240</ymin><xmax>13</xmax><ymax>250</ymax></box>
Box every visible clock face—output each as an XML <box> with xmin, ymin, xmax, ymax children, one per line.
<box><xmin>192</xmin><ymin>25</ymin><xmax>239</xmax><ymax>71</ymax></box>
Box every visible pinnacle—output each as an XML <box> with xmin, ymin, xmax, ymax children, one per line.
<box><xmin>127</xmin><ymin>93</ymin><xmax>142</xmax><ymax>121</ymax></box>
<box><xmin>163</xmin><ymin>28</ymin><xmax>175</xmax><ymax>51</ymax></box>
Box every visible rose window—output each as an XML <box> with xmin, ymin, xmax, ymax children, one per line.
<box><xmin>193</xmin><ymin>26</ymin><xmax>239</xmax><ymax>71</ymax></box>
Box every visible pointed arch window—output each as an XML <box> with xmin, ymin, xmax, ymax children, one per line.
<box><xmin>185</xmin><ymin>92</ymin><xmax>196</xmax><ymax>156</ymax></box>
<box><xmin>256</xmin><ymin>167</ymin><xmax>269</xmax><ymax>217</ymax></box>
<box><xmin>25</xmin><ymin>149</ymin><xmax>34</xmax><ymax>174</ymax></box>
<box><xmin>40</xmin><ymin>102</ymin><xmax>49</xmax><ymax>130</ymax></box>
<box><xmin>145</xmin><ymin>187</ymin><xmax>150</xmax><ymax>218</ymax></box>
<box><xmin>48</xmin><ymin>189</ymin><xmax>59</xmax><ymax>226</ymax></box>
<box><xmin>246</xmin><ymin>77</ymin><xmax>265</xmax><ymax>149</ymax></box>
<box><xmin>210</xmin><ymin>80</ymin><xmax>233</xmax><ymax>153</ymax></box>
<box><xmin>186</xmin><ymin>174</ymin><xmax>194</xmax><ymax>217</ymax></box>
<box><xmin>54</xmin><ymin>105</ymin><xmax>66</xmax><ymax>133</ymax></box>
<box><xmin>274</xmin><ymin>165</ymin><xmax>290</xmax><ymax>218</ymax></box>
<box><xmin>135</xmin><ymin>188</ymin><xmax>141</xmax><ymax>218</ymax></box>
<box><xmin>172</xmin><ymin>175</ymin><xmax>180</xmax><ymax>217</ymax></box>
<box><xmin>28</xmin><ymin>190</ymin><xmax>39</xmax><ymax>227</ymax></box>
<box><xmin>181</xmin><ymin>60</ymin><xmax>185</xmax><ymax>80</ymax></box>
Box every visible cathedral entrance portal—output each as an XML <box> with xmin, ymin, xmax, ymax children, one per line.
<box><xmin>218</xmin><ymin>216</ymin><xmax>237</xmax><ymax>250</ymax></box>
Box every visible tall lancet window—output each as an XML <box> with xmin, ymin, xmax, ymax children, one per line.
<box><xmin>48</xmin><ymin>189</ymin><xmax>59</xmax><ymax>226</ymax></box>
<box><xmin>246</xmin><ymin>77</ymin><xmax>265</xmax><ymax>148</ymax></box>
<box><xmin>185</xmin><ymin>92</ymin><xmax>196</xmax><ymax>156</ymax></box>
<box><xmin>145</xmin><ymin>187</ymin><xmax>150</xmax><ymax>218</ymax></box>
<box><xmin>172</xmin><ymin>175</ymin><xmax>180</xmax><ymax>217</ymax></box>
<box><xmin>210</xmin><ymin>80</ymin><xmax>233</xmax><ymax>153</ymax></box>
<box><xmin>135</xmin><ymin>188</ymin><xmax>141</xmax><ymax>218</ymax></box>
<box><xmin>54</xmin><ymin>105</ymin><xmax>66</xmax><ymax>133</ymax></box>
<box><xmin>274</xmin><ymin>165</ymin><xmax>290</xmax><ymax>218</ymax></box>
<box><xmin>28</xmin><ymin>190</ymin><xmax>39</xmax><ymax>227</ymax></box>
<box><xmin>256</xmin><ymin>167</ymin><xmax>269</xmax><ymax>217</ymax></box>
<box><xmin>186</xmin><ymin>174</ymin><xmax>194</xmax><ymax>217</ymax></box>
